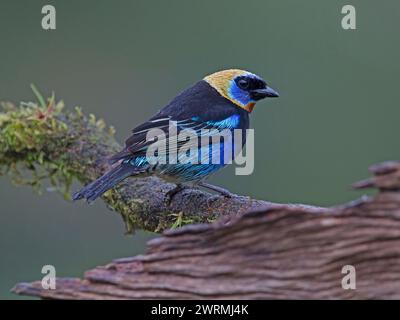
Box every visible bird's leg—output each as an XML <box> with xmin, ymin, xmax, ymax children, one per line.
<box><xmin>165</xmin><ymin>183</ymin><xmax>187</xmax><ymax>205</ymax></box>
<box><xmin>197</xmin><ymin>181</ymin><xmax>235</xmax><ymax>198</ymax></box>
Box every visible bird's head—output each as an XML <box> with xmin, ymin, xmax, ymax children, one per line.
<box><xmin>204</xmin><ymin>69</ymin><xmax>279</xmax><ymax>112</ymax></box>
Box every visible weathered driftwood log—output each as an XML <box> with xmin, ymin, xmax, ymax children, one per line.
<box><xmin>12</xmin><ymin>161</ymin><xmax>400</xmax><ymax>299</ymax></box>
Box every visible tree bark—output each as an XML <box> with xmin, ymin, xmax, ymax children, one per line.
<box><xmin>12</xmin><ymin>161</ymin><xmax>400</xmax><ymax>299</ymax></box>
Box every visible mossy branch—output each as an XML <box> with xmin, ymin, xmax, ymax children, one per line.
<box><xmin>1</xmin><ymin>89</ymin><xmax>301</xmax><ymax>233</ymax></box>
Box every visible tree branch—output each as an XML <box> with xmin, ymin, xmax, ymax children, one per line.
<box><xmin>12</xmin><ymin>161</ymin><xmax>400</xmax><ymax>299</ymax></box>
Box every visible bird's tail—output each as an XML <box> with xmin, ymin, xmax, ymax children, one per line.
<box><xmin>72</xmin><ymin>163</ymin><xmax>136</xmax><ymax>203</ymax></box>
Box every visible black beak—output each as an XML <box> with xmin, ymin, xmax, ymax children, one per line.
<box><xmin>250</xmin><ymin>86</ymin><xmax>280</xmax><ymax>100</ymax></box>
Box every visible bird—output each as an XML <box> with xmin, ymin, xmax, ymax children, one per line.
<box><xmin>72</xmin><ymin>69</ymin><xmax>279</xmax><ymax>204</ymax></box>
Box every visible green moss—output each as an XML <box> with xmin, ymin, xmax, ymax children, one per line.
<box><xmin>169</xmin><ymin>212</ymin><xmax>196</xmax><ymax>229</ymax></box>
<box><xmin>0</xmin><ymin>86</ymin><xmax>111</xmax><ymax>199</ymax></box>
<box><xmin>102</xmin><ymin>188</ymin><xmax>153</xmax><ymax>233</ymax></box>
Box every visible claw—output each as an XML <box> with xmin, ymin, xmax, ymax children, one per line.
<box><xmin>165</xmin><ymin>184</ymin><xmax>186</xmax><ymax>205</ymax></box>
<box><xmin>198</xmin><ymin>181</ymin><xmax>236</xmax><ymax>198</ymax></box>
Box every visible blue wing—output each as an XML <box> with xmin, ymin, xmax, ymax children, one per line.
<box><xmin>109</xmin><ymin>110</ymin><xmax>247</xmax><ymax>182</ymax></box>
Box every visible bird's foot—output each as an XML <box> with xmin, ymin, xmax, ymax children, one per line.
<box><xmin>197</xmin><ymin>182</ymin><xmax>236</xmax><ymax>198</ymax></box>
<box><xmin>165</xmin><ymin>183</ymin><xmax>187</xmax><ymax>205</ymax></box>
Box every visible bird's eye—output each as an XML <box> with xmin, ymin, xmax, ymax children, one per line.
<box><xmin>237</xmin><ymin>78</ymin><xmax>250</xmax><ymax>90</ymax></box>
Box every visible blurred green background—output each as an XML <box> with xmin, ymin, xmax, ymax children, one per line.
<box><xmin>1</xmin><ymin>0</ymin><xmax>399</xmax><ymax>299</ymax></box>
